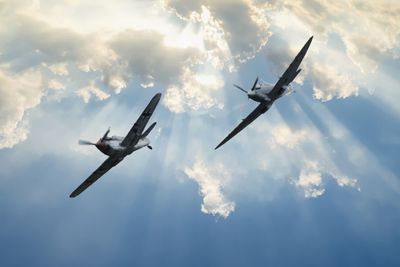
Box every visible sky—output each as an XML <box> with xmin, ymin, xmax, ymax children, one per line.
<box><xmin>0</xmin><ymin>0</ymin><xmax>400</xmax><ymax>266</ymax></box>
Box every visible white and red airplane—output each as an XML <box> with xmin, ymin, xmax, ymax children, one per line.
<box><xmin>70</xmin><ymin>93</ymin><xmax>161</xmax><ymax>198</ymax></box>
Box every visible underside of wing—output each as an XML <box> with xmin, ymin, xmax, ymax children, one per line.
<box><xmin>120</xmin><ymin>93</ymin><xmax>161</xmax><ymax>147</ymax></box>
<box><xmin>69</xmin><ymin>156</ymin><xmax>124</xmax><ymax>198</ymax></box>
<box><xmin>215</xmin><ymin>102</ymin><xmax>271</xmax><ymax>150</ymax></box>
<box><xmin>269</xmin><ymin>36</ymin><xmax>313</xmax><ymax>99</ymax></box>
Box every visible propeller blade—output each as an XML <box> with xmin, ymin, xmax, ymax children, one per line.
<box><xmin>147</xmin><ymin>145</ymin><xmax>153</xmax><ymax>150</ymax></box>
<box><xmin>251</xmin><ymin>77</ymin><xmax>259</xmax><ymax>91</ymax></box>
<box><xmin>142</xmin><ymin>122</ymin><xmax>156</xmax><ymax>137</ymax></box>
<box><xmin>78</xmin><ymin>140</ymin><xmax>96</xmax><ymax>145</ymax></box>
<box><xmin>101</xmin><ymin>127</ymin><xmax>110</xmax><ymax>141</ymax></box>
<box><xmin>234</xmin><ymin>84</ymin><xmax>248</xmax><ymax>94</ymax></box>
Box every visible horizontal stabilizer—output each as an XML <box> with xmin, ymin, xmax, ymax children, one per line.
<box><xmin>142</xmin><ymin>122</ymin><xmax>156</xmax><ymax>137</ymax></box>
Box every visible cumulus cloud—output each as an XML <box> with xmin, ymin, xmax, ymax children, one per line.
<box><xmin>163</xmin><ymin>0</ymin><xmax>272</xmax><ymax>64</ymax></box>
<box><xmin>163</xmin><ymin>68</ymin><xmax>224</xmax><ymax>113</ymax></box>
<box><xmin>184</xmin><ymin>160</ymin><xmax>235</xmax><ymax>218</ymax></box>
<box><xmin>48</xmin><ymin>63</ymin><xmax>69</xmax><ymax>76</ymax></box>
<box><xmin>282</xmin><ymin>0</ymin><xmax>400</xmax><ymax>72</ymax></box>
<box><xmin>0</xmin><ymin>67</ymin><xmax>43</xmax><ymax>148</ymax></box>
<box><xmin>265</xmin><ymin>0</ymin><xmax>400</xmax><ymax>102</ymax></box>
<box><xmin>109</xmin><ymin>28</ymin><xmax>201</xmax><ymax>83</ymax></box>
<box><xmin>269</xmin><ymin>125</ymin><xmax>309</xmax><ymax>149</ymax></box>
<box><xmin>264</xmin><ymin>30</ymin><xmax>362</xmax><ymax>101</ymax></box>
<box><xmin>292</xmin><ymin>161</ymin><xmax>359</xmax><ymax>198</ymax></box>
<box><xmin>76</xmin><ymin>81</ymin><xmax>110</xmax><ymax>103</ymax></box>
<box><xmin>294</xmin><ymin>167</ymin><xmax>325</xmax><ymax>198</ymax></box>
<box><xmin>0</xmin><ymin>0</ymin><xmax>238</xmax><ymax>148</ymax></box>
<box><xmin>47</xmin><ymin>79</ymin><xmax>65</xmax><ymax>90</ymax></box>
<box><xmin>250</xmin><ymin>119</ymin><xmax>361</xmax><ymax>199</ymax></box>
<box><xmin>311</xmin><ymin>63</ymin><xmax>359</xmax><ymax>101</ymax></box>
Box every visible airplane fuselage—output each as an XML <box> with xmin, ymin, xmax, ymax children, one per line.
<box><xmin>248</xmin><ymin>82</ymin><xmax>293</xmax><ymax>103</ymax></box>
<box><xmin>95</xmin><ymin>135</ymin><xmax>150</xmax><ymax>156</ymax></box>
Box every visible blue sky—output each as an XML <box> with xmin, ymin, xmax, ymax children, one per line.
<box><xmin>1</xmin><ymin>0</ymin><xmax>400</xmax><ymax>266</ymax></box>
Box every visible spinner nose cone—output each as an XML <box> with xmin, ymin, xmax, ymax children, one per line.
<box><xmin>247</xmin><ymin>90</ymin><xmax>256</xmax><ymax>100</ymax></box>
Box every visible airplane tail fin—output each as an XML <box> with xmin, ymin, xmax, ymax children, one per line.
<box><xmin>142</xmin><ymin>122</ymin><xmax>156</xmax><ymax>137</ymax></box>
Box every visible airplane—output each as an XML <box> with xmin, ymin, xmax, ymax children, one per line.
<box><xmin>215</xmin><ymin>36</ymin><xmax>313</xmax><ymax>150</ymax></box>
<box><xmin>69</xmin><ymin>93</ymin><xmax>162</xmax><ymax>198</ymax></box>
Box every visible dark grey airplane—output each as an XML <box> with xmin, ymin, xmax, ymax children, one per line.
<box><xmin>215</xmin><ymin>36</ymin><xmax>313</xmax><ymax>150</ymax></box>
<box><xmin>70</xmin><ymin>93</ymin><xmax>162</xmax><ymax>198</ymax></box>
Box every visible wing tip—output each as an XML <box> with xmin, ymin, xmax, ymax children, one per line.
<box><xmin>214</xmin><ymin>141</ymin><xmax>225</xmax><ymax>150</ymax></box>
<box><xmin>69</xmin><ymin>190</ymin><xmax>80</xmax><ymax>198</ymax></box>
<box><xmin>154</xmin><ymin>92</ymin><xmax>162</xmax><ymax>99</ymax></box>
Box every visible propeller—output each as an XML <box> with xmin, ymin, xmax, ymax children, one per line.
<box><xmin>78</xmin><ymin>140</ymin><xmax>96</xmax><ymax>145</ymax></box>
<box><xmin>234</xmin><ymin>84</ymin><xmax>248</xmax><ymax>94</ymax></box>
<box><xmin>147</xmin><ymin>145</ymin><xmax>153</xmax><ymax>150</ymax></box>
<box><xmin>234</xmin><ymin>76</ymin><xmax>259</xmax><ymax>98</ymax></box>
<box><xmin>101</xmin><ymin>127</ymin><xmax>110</xmax><ymax>141</ymax></box>
<box><xmin>251</xmin><ymin>77</ymin><xmax>259</xmax><ymax>91</ymax></box>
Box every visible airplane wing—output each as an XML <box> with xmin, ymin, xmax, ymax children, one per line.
<box><xmin>215</xmin><ymin>101</ymin><xmax>271</xmax><ymax>149</ymax></box>
<box><xmin>268</xmin><ymin>36</ymin><xmax>313</xmax><ymax>99</ymax></box>
<box><xmin>69</xmin><ymin>156</ymin><xmax>124</xmax><ymax>198</ymax></box>
<box><xmin>120</xmin><ymin>93</ymin><xmax>161</xmax><ymax>147</ymax></box>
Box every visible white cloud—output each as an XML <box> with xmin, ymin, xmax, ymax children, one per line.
<box><xmin>48</xmin><ymin>63</ymin><xmax>69</xmax><ymax>76</ymax></box>
<box><xmin>184</xmin><ymin>160</ymin><xmax>235</xmax><ymax>218</ymax></box>
<box><xmin>251</xmin><ymin>111</ymin><xmax>361</xmax><ymax>199</ymax></box>
<box><xmin>163</xmin><ymin>0</ymin><xmax>272</xmax><ymax>64</ymax></box>
<box><xmin>265</xmin><ymin>0</ymin><xmax>400</xmax><ymax>103</ymax></box>
<box><xmin>294</xmin><ymin>168</ymin><xmax>325</xmax><ymax>198</ymax></box>
<box><xmin>311</xmin><ymin>63</ymin><xmax>359</xmax><ymax>101</ymax></box>
<box><xmin>334</xmin><ymin>174</ymin><xmax>360</xmax><ymax>189</ymax></box>
<box><xmin>47</xmin><ymin>79</ymin><xmax>65</xmax><ymax>90</ymax></box>
<box><xmin>282</xmin><ymin>0</ymin><xmax>400</xmax><ymax>72</ymax></box>
<box><xmin>0</xmin><ymin>67</ymin><xmax>43</xmax><ymax>148</ymax></box>
<box><xmin>76</xmin><ymin>81</ymin><xmax>110</xmax><ymax>103</ymax></box>
<box><xmin>269</xmin><ymin>125</ymin><xmax>309</xmax><ymax>149</ymax></box>
<box><xmin>292</xmin><ymin>161</ymin><xmax>359</xmax><ymax>198</ymax></box>
<box><xmin>163</xmin><ymin>68</ymin><xmax>224</xmax><ymax>113</ymax></box>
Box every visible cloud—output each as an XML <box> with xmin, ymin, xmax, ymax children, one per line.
<box><xmin>292</xmin><ymin>161</ymin><xmax>359</xmax><ymax>198</ymax></box>
<box><xmin>282</xmin><ymin>0</ymin><xmax>400</xmax><ymax>72</ymax></box>
<box><xmin>311</xmin><ymin>63</ymin><xmax>359</xmax><ymax>101</ymax></box>
<box><xmin>250</xmin><ymin>115</ymin><xmax>361</xmax><ymax>199</ymax></box>
<box><xmin>294</xmin><ymin>167</ymin><xmax>325</xmax><ymax>198</ymax></box>
<box><xmin>0</xmin><ymin>1</ymin><xmax>233</xmax><ymax>148</ymax></box>
<box><xmin>163</xmin><ymin>68</ymin><xmax>224</xmax><ymax>113</ymax></box>
<box><xmin>0</xmin><ymin>67</ymin><xmax>43</xmax><ymax>148</ymax></box>
<box><xmin>76</xmin><ymin>81</ymin><xmax>110</xmax><ymax>103</ymax></box>
<box><xmin>269</xmin><ymin>125</ymin><xmax>309</xmax><ymax>149</ymax></box>
<box><xmin>184</xmin><ymin>160</ymin><xmax>235</xmax><ymax>218</ymax></box>
<box><xmin>48</xmin><ymin>63</ymin><xmax>69</xmax><ymax>76</ymax></box>
<box><xmin>47</xmin><ymin>79</ymin><xmax>65</xmax><ymax>90</ymax></box>
<box><xmin>265</xmin><ymin>0</ymin><xmax>400</xmax><ymax>103</ymax></box>
<box><xmin>163</xmin><ymin>0</ymin><xmax>272</xmax><ymax>63</ymax></box>
<box><xmin>108</xmin><ymin>28</ymin><xmax>202</xmax><ymax>84</ymax></box>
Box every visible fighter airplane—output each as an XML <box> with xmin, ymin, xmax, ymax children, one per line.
<box><xmin>215</xmin><ymin>36</ymin><xmax>313</xmax><ymax>150</ymax></box>
<box><xmin>70</xmin><ymin>93</ymin><xmax>162</xmax><ymax>198</ymax></box>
